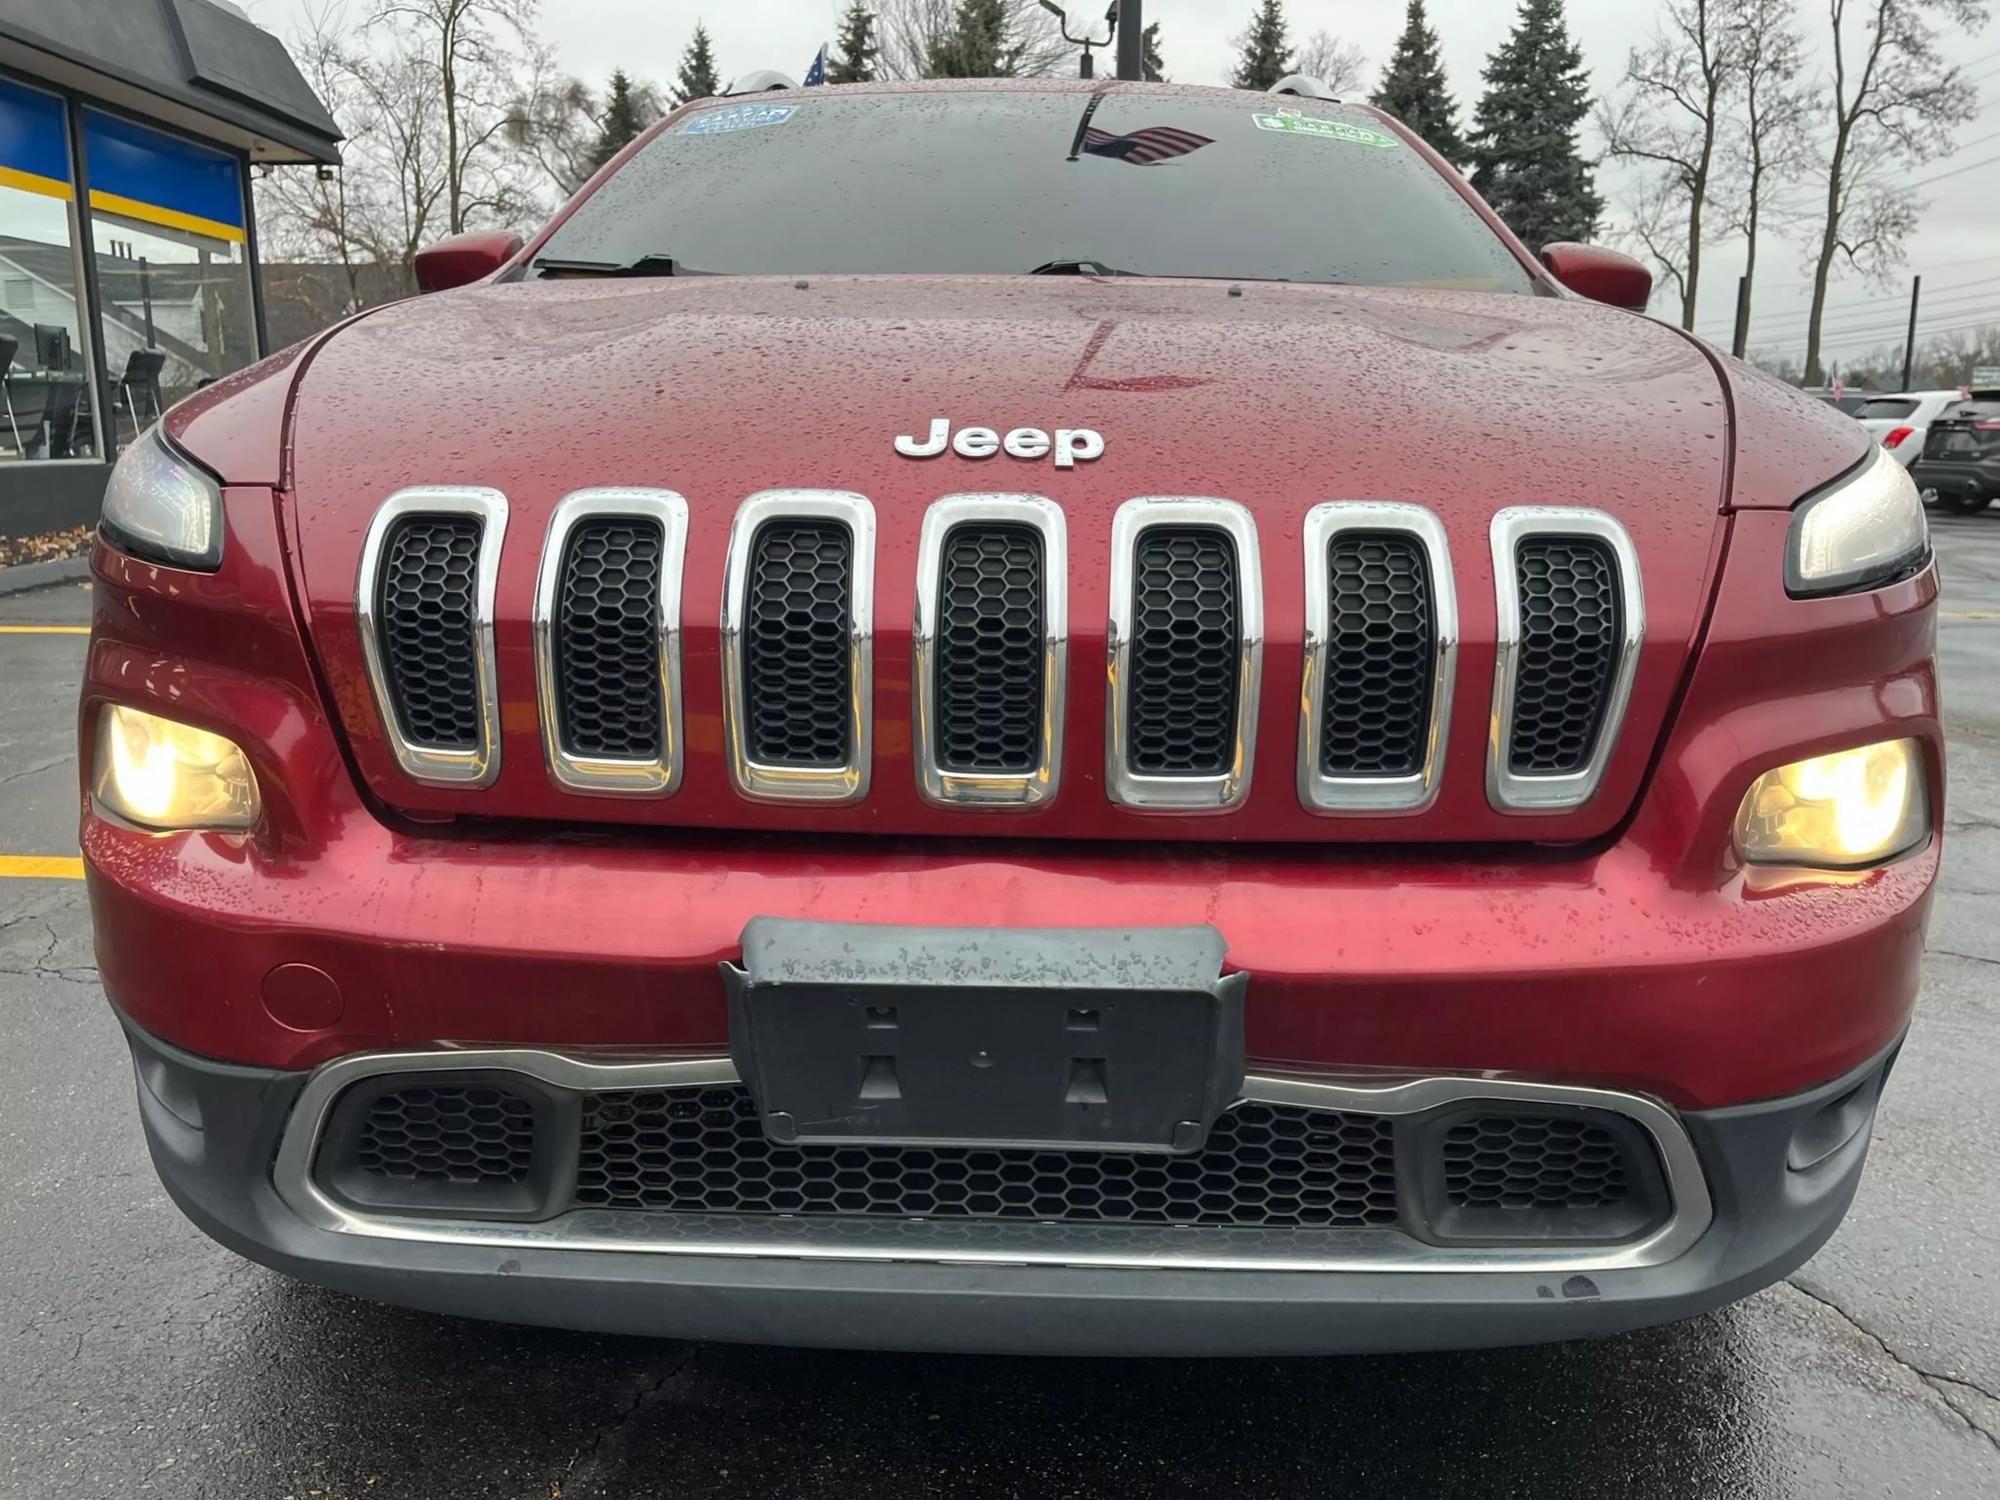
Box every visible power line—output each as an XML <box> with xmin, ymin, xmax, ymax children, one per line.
<box><xmin>1907</xmin><ymin>150</ymin><xmax>2000</xmax><ymax>189</ymax></box>
<box><xmin>1737</xmin><ymin>299</ymin><xmax>2000</xmax><ymax>341</ymax></box>
<box><xmin>1734</xmin><ymin>252</ymin><xmax>1996</xmax><ymax>296</ymax></box>
<box><xmin>1693</xmin><ymin>275</ymin><xmax>2000</xmax><ymax>336</ymax></box>
<box><xmin>1746</xmin><ymin>311</ymin><xmax>2000</xmax><ymax>353</ymax></box>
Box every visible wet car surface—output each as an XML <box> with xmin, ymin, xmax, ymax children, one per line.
<box><xmin>1</xmin><ymin>517</ymin><xmax>1997</xmax><ymax>1496</ymax></box>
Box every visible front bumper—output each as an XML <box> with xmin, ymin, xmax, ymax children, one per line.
<box><xmin>85</xmin><ymin>804</ymin><xmax>1935</xmax><ymax>1111</ymax></box>
<box><xmin>124</xmin><ymin>1019</ymin><xmax>1899</xmax><ymax>1355</ymax></box>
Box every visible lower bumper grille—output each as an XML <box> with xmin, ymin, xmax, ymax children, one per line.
<box><xmin>311</xmin><ymin>1071</ymin><xmax>1672</xmax><ymax>1249</ymax></box>
<box><xmin>576</xmin><ymin>1087</ymin><xmax>1400</xmax><ymax>1228</ymax></box>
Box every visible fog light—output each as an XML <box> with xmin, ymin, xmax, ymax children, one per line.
<box><xmin>92</xmin><ymin>705</ymin><xmax>259</xmax><ymax>831</ymax></box>
<box><xmin>1734</xmin><ymin>739</ymin><xmax>1928</xmax><ymax>869</ymax></box>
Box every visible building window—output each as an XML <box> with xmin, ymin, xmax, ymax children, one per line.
<box><xmin>0</xmin><ymin>75</ymin><xmax>104</xmax><ymax>464</ymax></box>
<box><xmin>82</xmin><ymin>108</ymin><xmax>257</xmax><ymax>449</ymax></box>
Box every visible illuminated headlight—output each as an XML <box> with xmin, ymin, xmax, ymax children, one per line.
<box><xmin>92</xmin><ymin>705</ymin><xmax>259</xmax><ymax>831</ymax></box>
<box><xmin>100</xmin><ymin>428</ymin><xmax>223</xmax><ymax>571</ymax></box>
<box><xmin>1786</xmin><ymin>446</ymin><xmax>1929</xmax><ymax>598</ymax></box>
<box><xmin>1735</xmin><ymin>739</ymin><xmax>1929</xmax><ymax>869</ymax></box>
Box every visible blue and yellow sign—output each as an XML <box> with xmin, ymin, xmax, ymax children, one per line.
<box><xmin>0</xmin><ymin>82</ymin><xmax>248</xmax><ymax>247</ymax></box>
<box><xmin>83</xmin><ymin>109</ymin><xmax>245</xmax><ymax>245</ymax></box>
<box><xmin>0</xmin><ymin>76</ymin><xmax>73</xmax><ymax>202</ymax></box>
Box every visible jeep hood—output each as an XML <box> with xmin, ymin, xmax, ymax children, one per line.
<box><xmin>274</xmin><ymin>274</ymin><xmax>1734</xmax><ymax>842</ymax></box>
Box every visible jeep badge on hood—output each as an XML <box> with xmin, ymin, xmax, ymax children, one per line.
<box><xmin>895</xmin><ymin>418</ymin><xmax>1105</xmax><ymax>468</ymax></box>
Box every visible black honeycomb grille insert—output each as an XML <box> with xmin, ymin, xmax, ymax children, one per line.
<box><xmin>575</xmin><ymin>1086</ymin><xmax>1401</xmax><ymax>1228</ymax></box>
<box><xmin>1127</xmin><ymin>527</ymin><xmax>1240</xmax><ymax>776</ymax></box>
<box><xmin>1508</xmin><ymin>537</ymin><xmax>1622</xmax><ymax>775</ymax></box>
<box><xmin>1321</xmin><ymin>534</ymin><xmax>1435</xmax><ymax>777</ymax></box>
<box><xmin>743</xmin><ymin>520</ymin><xmax>852</xmax><ymax>766</ymax></box>
<box><xmin>555</xmin><ymin>518</ymin><xmax>664</xmax><ymax>760</ymax></box>
<box><xmin>376</xmin><ymin>516</ymin><xmax>482</xmax><ymax>750</ymax></box>
<box><xmin>355</xmin><ymin>1086</ymin><xmax>536</xmax><ymax>1184</ymax></box>
<box><xmin>935</xmin><ymin>524</ymin><xmax>1044</xmax><ymax>773</ymax></box>
<box><xmin>1442</xmin><ymin>1115</ymin><xmax>1631</xmax><ymax>1210</ymax></box>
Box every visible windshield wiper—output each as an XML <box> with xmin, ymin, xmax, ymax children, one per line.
<box><xmin>1029</xmin><ymin>259</ymin><xmax>1140</xmax><ymax>278</ymax></box>
<box><xmin>532</xmin><ymin>254</ymin><xmax>702</xmax><ymax>278</ymax></box>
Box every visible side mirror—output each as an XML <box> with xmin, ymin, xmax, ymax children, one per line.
<box><xmin>1539</xmin><ymin>243</ymin><xmax>1653</xmax><ymax>313</ymax></box>
<box><xmin>414</xmin><ymin>231</ymin><xmax>524</xmax><ymax>293</ymax></box>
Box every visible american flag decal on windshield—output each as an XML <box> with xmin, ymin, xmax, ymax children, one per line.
<box><xmin>1080</xmin><ymin>125</ymin><xmax>1215</xmax><ymax>165</ymax></box>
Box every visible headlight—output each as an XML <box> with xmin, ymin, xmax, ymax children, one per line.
<box><xmin>1786</xmin><ymin>446</ymin><xmax>1929</xmax><ymax>598</ymax></box>
<box><xmin>1735</xmin><ymin>739</ymin><xmax>1929</xmax><ymax>869</ymax></box>
<box><xmin>92</xmin><ymin>705</ymin><xmax>259</xmax><ymax>831</ymax></box>
<box><xmin>100</xmin><ymin>429</ymin><xmax>223</xmax><ymax>571</ymax></box>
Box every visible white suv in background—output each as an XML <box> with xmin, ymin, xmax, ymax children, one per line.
<box><xmin>1855</xmin><ymin>392</ymin><xmax>1965</xmax><ymax>490</ymax></box>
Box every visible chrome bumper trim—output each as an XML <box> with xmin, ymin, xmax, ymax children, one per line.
<box><xmin>272</xmin><ymin>1048</ymin><xmax>1713</xmax><ymax>1275</ymax></box>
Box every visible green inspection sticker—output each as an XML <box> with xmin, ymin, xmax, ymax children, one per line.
<box><xmin>1251</xmin><ymin>113</ymin><xmax>1393</xmax><ymax>147</ymax></box>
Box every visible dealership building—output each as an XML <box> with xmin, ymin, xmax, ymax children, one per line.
<box><xmin>0</xmin><ymin>0</ymin><xmax>338</xmax><ymax>537</ymax></box>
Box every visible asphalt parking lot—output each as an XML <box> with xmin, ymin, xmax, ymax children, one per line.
<box><xmin>2</xmin><ymin>520</ymin><xmax>1997</xmax><ymax>1499</ymax></box>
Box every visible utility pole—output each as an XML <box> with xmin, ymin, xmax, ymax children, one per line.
<box><xmin>1901</xmin><ymin>276</ymin><xmax>1922</xmax><ymax>393</ymax></box>
<box><xmin>1116</xmin><ymin>0</ymin><xmax>1144</xmax><ymax>81</ymax></box>
<box><xmin>1731</xmin><ymin>276</ymin><xmax>1750</xmax><ymax>360</ymax></box>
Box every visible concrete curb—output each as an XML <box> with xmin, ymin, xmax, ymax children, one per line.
<box><xmin>0</xmin><ymin>554</ymin><xmax>91</xmax><ymax>597</ymax></box>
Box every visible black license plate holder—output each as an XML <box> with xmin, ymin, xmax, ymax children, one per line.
<box><xmin>723</xmin><ymin>920</ymin><xmax>1245</xmax><ymax>1154</ymax></box>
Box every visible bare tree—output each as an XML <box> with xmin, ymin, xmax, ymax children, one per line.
<box><xmin>1599</xmin><ymin>0</ymin><xmax>1735</xmax><ymax>331</ymax></box>
<box><xmin>371</xmin><ymin>0</ymin><xmax>542</xmax><ymax>235</ymax></box>
<box><xmin>255</xmin><ymin>7</ymin><xmax>380</xmax><ymax>306</ymax></box>
<box><xmin>1801</xmin><ymin>0</ymin><xmax>1986</xmax><ymax>384</ymax></box>
<box><xmin>1719</xmin><ymin>0</ymin><xmax>1812</xmax><ymax>353</ymax></box>
<box><xmin>255</xmin><ymin>0</ymin><xmax>557</xmax><ymax>310</ymax></box>
<box><xmin>256</xmin><ymin>11</ymin><xmax>452</xmax><ymax>298</ymax></box>
<box><xmin>875</xmin><ymin>0</ymin><xmax>1075</xmax><ymax>79</ymax></box>
<box><xmin>1620</xmin><ymin>171</ymin><xmax>1692</xmax><ymax>317</ymax></box>
<box><xmin>1293</xmin><ymin>30</ymin><xmax>1368</xmax><ymax>94</ymax></box>
<box><xmin>508</xmin><ymin>68</ymin><xmax>667</xmax><ymax>197</ymax></box>
<box><xmin>506</xmin><ymin>73</ymin><xmax>600</xmax><ymax>198</ymax></box>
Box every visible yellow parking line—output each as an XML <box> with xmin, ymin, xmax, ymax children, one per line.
<box><xmin>1941</xmin><ymin>611</ymin><xmax>2000</xmax><ymax>620</ymax></box>
<box><xmin>0</xmin><ymin>625</ymin><xmax>88</xmax><ymax>635</ymax></box>
<box><xmin>0</xmin><ymin>856</ymin><xmax>84</xmax><ymax>880</ymax></box>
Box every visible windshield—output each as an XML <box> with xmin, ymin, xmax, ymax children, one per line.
<box><xmin>533</xmin><ymin>89</ymin><xmax>1535</xmax><ymax>292</ymax></box>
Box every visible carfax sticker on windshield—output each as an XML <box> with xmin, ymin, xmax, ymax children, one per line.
<box><xmin>1251</xmin><ymin>113</ymin><xmax>1392</xmax><ymax>147</ymax></box>
<box><xmin>681</xmin><ymin>102</ymin><xmax>797</xmax><ymax>135</ymax></box>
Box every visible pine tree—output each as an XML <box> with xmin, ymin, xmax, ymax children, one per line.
<box><xmin>589</xmin><ymin>70</ymin><xmax>648</xmax><ymax>170</ymax></box>
<box><xmin>1142</xmin><ymin>20</ymin><xmax>1166</xmax><ymax>82</ymax></box>
<box><xmin>1229</xmin><ymin>0</ymin><xmax>1291</xmax><ymax>91</ymax></box>
<box><xmin>928</xmin><ymin>0</ymin><xmax>1019</xmax><ymax>78</ymax></box>
<box><xmin>1371</xmin><ymin>1</ymin><xmax>1468</xmax><ymax>165</ymax></box>
<box><xmin>674</xmin><ymin>22</ymin><xmax>720</xmax><ymax>105</ymax></box>
<box><xmin>827</xmin><ymin>2</ymin><xmax>879</xmax><ymax>85</ymax></box>
<box><xmin>1469</xmin><ymin>0</ymin><xmax>1602</xmax><ymax>248</ymax></box>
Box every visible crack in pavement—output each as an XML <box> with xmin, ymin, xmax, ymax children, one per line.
<box><xmin>1928</xmin><ymin>947</ymin><xmax>2000</xmax><ymax>970</ymax></box>
<box><xmin>0</xmin><ymin>915</ymin><xmax>98</xmax><ymax>985</ymax></box>
<box><xmin>1784</xmin><ymin>1278</ymin><xmax>2000</xmax><ymax>1455</ymax></box>
<box><xmin>0</xmin><ymin>753</ymin><xmax>68</xmax><ymax>788</ymax></box>
<box><xmin>553</xmin><ymin>1345</ymin><xmax>703</xmax><ymax>1495</ymax></box>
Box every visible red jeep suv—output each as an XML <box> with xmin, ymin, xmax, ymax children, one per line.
<box><xmin>83</xmin><ymin>82</ymin><xmax>1940</xmax><ymax>1355</ymax></box>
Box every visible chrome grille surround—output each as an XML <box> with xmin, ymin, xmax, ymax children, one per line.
<box><xmin>531</xmin><ymin>488</ymin><xmax>689</xmax><ymax>795</ymax></box>
<box><xmin>1105</xmin><ymin>497</ymin><xmax>1263</xmax><ymax>811</ymax></box>
<box><xmin>912</xmin><ymin>494</ymin><xmax>1067</xmax><ymax>807</ymax></box>
<box><xmin>1298</xmin><ymin>502</ymin><xmax>1457</xmax><ymax>814</ymax></box>
<box><xmin>354</xmin><ymin>486</ymin><xmax>508</xmax><ymax>787</ymax></box>
<box><xmin>272</xmin><ymin>1048</ymin><xmax>1713</xmax><ymax>1276</ymax></box>
<box><xmin>1487</xmin><ymin>508</ymin><xmax>1645</xmax><ymax>813</ymax></box>
<box><xmin>719</xmin><ymin>489</ymin><xmax>875</xmax><ymax>804</ymax></box>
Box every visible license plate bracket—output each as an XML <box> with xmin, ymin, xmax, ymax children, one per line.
<box><xmin>723</xmin><ymin>920</ymin><xmax>1245</xmax><ymax>1154</ymax></box>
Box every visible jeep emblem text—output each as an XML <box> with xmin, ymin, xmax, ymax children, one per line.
<box><xmin>895</xmin><ymin>418</ymin><xmax>1105</xmax><ymax>469</ymax></box>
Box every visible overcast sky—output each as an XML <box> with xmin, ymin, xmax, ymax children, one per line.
<box><xmin>245</xmin><ymin>0</ymin><xmax>1999</xmax><ymax>372</ymax></box>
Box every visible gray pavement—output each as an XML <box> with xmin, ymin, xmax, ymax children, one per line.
<box><xmin>0</xmin><ymin>524</ymin><xmax>1996</xmax><ymax>1499</ymax></box>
